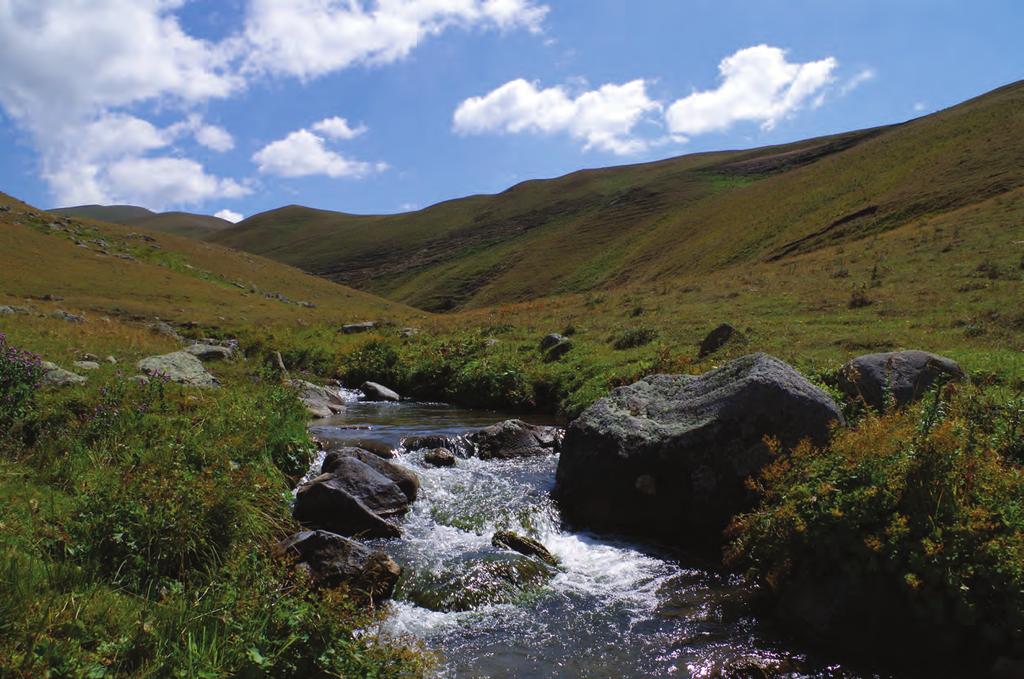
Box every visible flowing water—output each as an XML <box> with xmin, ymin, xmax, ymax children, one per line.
<box><xmin>308</xmin><ymin>395</ymin><xmax>881</xmax><ymax>679</ymax></box>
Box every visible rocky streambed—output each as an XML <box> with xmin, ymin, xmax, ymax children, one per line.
<box><xmin>285</xmin><ymin>370</ymin><xmax>898</xmax><ymax>678</ymax></box>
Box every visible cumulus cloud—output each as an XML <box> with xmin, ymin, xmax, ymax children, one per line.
<box><xmin>253</xmin><ymin>127</ymin><xmax>386</xmax><ymax>178</ymax></box>
<box><xmin>453</xmin><ymin>78</ymin><xmax>661</xmax><ymax>154</ymax></box>
<box><xmin>0</xmin><ymin>1</ymin><xmax>246</xmax><ymax>208</ymax></box>
<box><xmin>241</xmin><ymin>0</ymin><xmax>548</xmax><ymax>79</ymax></box>
<box><xmin>215</xmin><ymin>208</ymin><xmax>245</xmax><ymax>223</ymax></box>
<box><xmin>665</xmin><ymin>45</ymin><xmax>837</xmax><ymax>139</ymax></box>
<box><xmin>312</xmin><ymin>116</ymin><xmax>367</xmax><ymax>140</ymax></box>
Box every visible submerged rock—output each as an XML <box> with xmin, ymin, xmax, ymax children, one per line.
<box><xmin>399</xmin><ymin>549</ymin><xmax>555</xmax><ymax>612</ymax></box>
<box><xmin>402</xmin><ymin>433</ymin><xmax>472</xmax><ymax>457</ymax></box>
<box><xmin>361</xmin><ymin>381</ymin><xmax>400</xmax><ymax>402</ymax></box>
<box><xmin>136</xmin><ymin>351</ymin><xmax>217</xmax><ymax>387</ymax></box>
<box><xmin>279</xmin><ymin>530</ymin><xmax>401</xmax><ymax>603</ymax></box>
<box><xmin>492</xmin><ymin>530</ymin><xmax>558</xmax><ymax>566</ymax></box>
<box><xmin>837</xmin><ymin>350</ymin><xmax>964</xmax><ymax>411</ymax></box>
<box><xmin>467</xmin><ymin>419</ymin><xmax>563</xmax><ymax>460</ymax></box>
<box><xmin>423</xmin><ymin>448</ymin><xmax>456</xmax><ymax>467</ymax></box>
<box><xmin>555</xmin><ymin>353</ymin><xmax>843</xmax><ymax>543</ymax></box>
<box><xmin>293</xmin><ymin>473</ymin><xmax>402</xmax><ymax>539</ymax></box>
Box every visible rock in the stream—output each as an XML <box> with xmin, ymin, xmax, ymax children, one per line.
<box><xmin>400</xmin><ymin>548</ymin><xmax>555</xmax><ymax>612</ymax></box>
<box><xmin>402</xmin><ymin>433</ymin><xmax>472</xmax><ymax>457</ymax></box>
<box><xmin>361</xmin><ymin>381</ymin><xmax>400</xmax><ymax>402</ymax></box>
<box><xmin>279</xmin><ymin>530</ymin><xmax>401</xmax><ymax>603</ymax></box>
<box><xmin>837</xmin><ymin>350</ymin><xmax>964</xmax><ymax>411</ymax></box>
<box><xmin>492</xmin><ymin>530</ymin><xmax>558</xmax><ymax>566</ymax></box>
<box><xmin>185</xmin><ymin>343</ymin><xmax>234</xmax><ymax>361</ymax></box>
<box><xmin>293</xmin><ymin>473</ymin><xmax>402</xmax><ymax>538</ymax></box>
<box><xmin>40</xmin><ymin>365</ymin><xmax>87</xmax><ymax>387</ymax></box>
<box><xmin>322</xmin><ymin>447</ymin><xmax>419</xmax><ymax>503</ymax></box>
<box><xmin>555</xmin><ymin>353</ymin><xmax>844</xmax><ymax>542</ymax></box>
<box><xmin>330</xmin><ymin>437</ymin><xmax>397</xmax><ymax>459</ymax></box>
<box><xmin>318</xmin><ymin>456</ymin><xmax>411</xmax><ymax>518</ymax></box>
<box><xmin>698</xmin><ymin>323</ymin><xmax>744</xmax><ymax>358</ymax></box>
<box><xmin>467</xmin><ymin>419</ymin><xmax>564</xmax><ymax>460</ymax></box>
<box><xmin>341</xmin><ymin>321</ymin><xmax>376</xmax><ymax>334</ymax></box>
<box><xmin>136</xmin><ymin>351</ymin><xmax>217</xmax><ymax>387</ymax></box>
<box><xmin>291</xmin><ymin>379</ymin><xmax>346</xmax><ymax>418</ymax></box>
<box><xmin>423</xmin><ymin>448</ymin><xmax>457</xmax><ymax>467</ymax></box>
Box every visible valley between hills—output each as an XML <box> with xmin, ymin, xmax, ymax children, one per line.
<box><xmin>2</xmin><ymin>80</ymin><xmax>1023</xmax><ymax>677</ymax></box>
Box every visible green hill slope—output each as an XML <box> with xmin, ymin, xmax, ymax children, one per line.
<box><xmin>212</xmin><ymin>80</ymin><xmax>1024</xmax><ymax>311</ymax></box>
<box><xmin>51</xmin><ymin>204</ymin><xmax>236</xmax><ymax>239</ymax></box>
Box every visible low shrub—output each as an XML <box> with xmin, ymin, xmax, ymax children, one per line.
<box><xmin>727</xmin><ymin>386</ymin><xmax>1024</xmax><ymax>667</ymax></box>
<box><xmin>611</xmin><ymin>327</ymin><xmax>658</xmax><ymax>350</ymax></box>
<box><xmin>0</xmin><ymin>332</ymin><xmax>43</xmax><ymax>435</ymax></box>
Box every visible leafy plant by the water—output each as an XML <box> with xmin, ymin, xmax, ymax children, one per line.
<box><xmin>727</xmin><ymin>385</ymin><xmax>1024</xmax><ymax>664</ymax></box>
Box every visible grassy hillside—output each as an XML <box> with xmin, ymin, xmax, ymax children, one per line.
<box><xmin>51</xmin><ymin>204</ymin><xmax>237</xmax><ymax>239</ymax></box>
<box><xmin>213</xmin><ymin>80</ymin><xmax>1024</xmax><ymax>312</ymax></box>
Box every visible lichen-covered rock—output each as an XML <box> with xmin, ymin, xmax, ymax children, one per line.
<box><xmin>361</xmin><ymin>381</ymin><xmax>400</xmax><ymax>402</ymax></box>
<box><xmin>467</xmin><ymin>419</ymin><xmax>563</xmax><ymax>460</ymax></box>
<box><xmin>73</xmin><ymin>360</ymin><xmax>100</xmax><ymax>371</ymax></box>
<box><xmin>837</xmin><ymin>350</ymin><xmax>964</xmax><ymax>411</ymax></box>
<box><xmin>279</xmin><ymin>530</ymin><xmax>401</xmax><ymax>603</ymax></box>
<box><xmin>40</xmin><ymin>366</ymin><xmax>87</xmax><ymax>387</ymax></box>
<box><xmin>291</xmin><ymin>379</ymin><xmax>346</xmax><ymax>418</ymax></box>
<box><xmin>136</xmin><ymin>351</ymin><xmax>217</xmax><ymax>387</ymax></box>
<box><xmin>555</xmin><ymin>353</ymin><xmax>844</xmax><ymax>543</ymax></box>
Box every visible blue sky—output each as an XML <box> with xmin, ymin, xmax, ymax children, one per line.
<box><xmin>0</xmin><ymin>0</ymin><xmax>1021</xmax><ymax>221</ymax></box>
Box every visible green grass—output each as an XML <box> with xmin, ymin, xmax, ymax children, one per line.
<box><xmin>0</xmin><ymin>337</ymin><xmax>429</xmax><ymax>678</ymax></box>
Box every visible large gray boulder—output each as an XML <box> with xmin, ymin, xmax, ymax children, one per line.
<box><xmin>467</xmin><ymin>419</ymin><xmax>564</xmax><ymax>460</ymax></box>
<box><xmin>136</xmin><ymin>351</ymin><xmax>216</xmax><ymax>387</ymax></box>
<box><xmin>555</xmin><ymin>353</ymin><xmax>844</xmax><ymax>543</ymax></box>
<box><xmin>360</xmin><ymin>381</ymin><xmax>400</xmax><ymax>402</ymax></box>
<box><xmin>321</xmin><ymin>447</ymin><xmax>419</xmax><ymax>504</ymax></box>
<box><xmin>279</xmin><ymin>530</ymin><xmax>401</xmax><ymax>603</ymax></box>
<box><xmin>291</xmin><ymin>379</ymin><xmax>346</xmax><ymax>418</ymax></box>
<box><xmin>837</xmin><ymin>350</ymin><xmax>964</xmax><ymax>411</ymax></box>
<box><xmin>341</xmin><ymin>321</ymin><xmax>376</xmax><ymax>334</ymax></box>
<box><xmin>293</xmin><ymin>473</ymin><xmax>402</xmax><ymax>538</ymax></box>
<box><xmin>185</xmin><ymin>343</ymin><xmax>233</xmax><ymax>361</ymax></box>
<box><xmin>40</xmin><ymin>364</ymin><xmax>87</xmax><ymax>387</ymax></box>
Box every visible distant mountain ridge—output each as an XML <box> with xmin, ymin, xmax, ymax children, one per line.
<box><xmin>50</xmin><ymin>204</ymin><xmax>235</xmax><ymax>239</ymax></box>
<box><xmin>209</xmin><ymin>79</ymin><xmax>1024</xmax><ymax>312</ymax></box>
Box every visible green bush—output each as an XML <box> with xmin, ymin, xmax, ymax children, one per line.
<box><xmin>727</xmin><ymin>386</ymin><xmax>1024</xmax><ymax>664</ymax></box>
<box><xmin>611</xmin><ymin>327</ymin><xmax>657</xmax><ymax>350</ymax></box>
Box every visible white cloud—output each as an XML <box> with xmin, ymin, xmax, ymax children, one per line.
<box><xmin>241</xmin><ymin>0</ymin><xmax>548</xmax><ymax>79</ymax></box>
<box><xmin>215</xmin><ymin>208</ymin><xmax>245</xmax><ymax>223</ymax></box>
<box><xmin>253</xmin><ymin>128</ymin><xmax>385</xmax><ymax>178</ymax></box>
<box><xmin>840</xmin><ymin>68</ymin><xmax>875</xmax><ymax>96</ymax></box>
<box><xmin>0</xmin><ymin>1</ymin><xmax>246</xmax><ymax>209</ymax></box>
<box><xmin>453</xmin><ymin>78</ymin><xmax>661</xmax><ymax>154</ymax></box>
<box><xmin>194</xmin><ymin>122</ymin><xmax>235</xmax><ymax>152</ymax></box>
<box><xmin>312</xmin><ymin>116</ymin><xmax>367</xmax><ymax>140</ymax></box>
<box><xmin>665</xmin><ymin>45</ymin><xmax>838</xmax><ymax>139</ymax></box>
